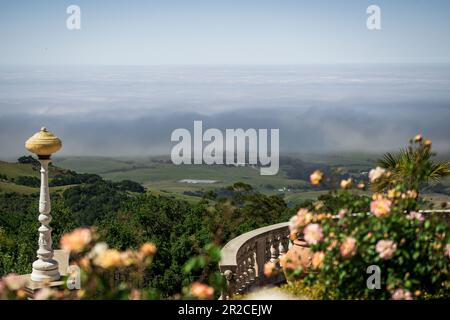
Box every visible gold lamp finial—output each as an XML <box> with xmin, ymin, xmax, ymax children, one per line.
<box><xmin>25</xmin><ymin>127</ymin><xmax>62</xmax><ymax>159</ymax></box>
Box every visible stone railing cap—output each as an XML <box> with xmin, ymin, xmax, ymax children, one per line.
<box><xmin>219</xmin><ymin>222</ymin><xmax>289</xmax><ymax>267</ymax></box>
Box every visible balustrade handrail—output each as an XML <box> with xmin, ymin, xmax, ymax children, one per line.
<box><xmin>219</xmin><ymin>222</ymin><xmax>289</xmax><ymax>269</ymax></box>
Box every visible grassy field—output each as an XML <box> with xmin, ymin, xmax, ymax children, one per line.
<box><xmin>54</xmin><ymin>156</ymin><xmax>308</xmax><ymax>188</ymax></box>
<box><xmin>0</xmin><ymin>180</ymin><xmax>75</xmax><ymax>195</ymax></box>
<box><xmin>53</xmin><ymin>157</ymin><xmax>138</xmax><ymax>174</ymax></box>
<box><xmin>0</xmin><ymin>181</ymin><xmax>38</xmax><ymax>194</ymax></box>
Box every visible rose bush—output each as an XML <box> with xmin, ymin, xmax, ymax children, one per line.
<box><xmin>283</xmin><ymin>137</ymin><xmax>449</xmax><ymax>300</ymax></box>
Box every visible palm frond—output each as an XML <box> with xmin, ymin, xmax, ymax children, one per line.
<box><xmin>377</xmin><ymin>152</ymin><xmax>399</xmax><ymax>170</ymax></box>
<box><xmin>428</xmin><ymin>161</ymin><xmax>450</xmax><ymax>182</ymax></box>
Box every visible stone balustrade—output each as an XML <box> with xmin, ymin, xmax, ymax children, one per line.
<box><xmin>218</xmin><ymin>222</ymin><xmax>290</xmax><ymax>299</ymax></box>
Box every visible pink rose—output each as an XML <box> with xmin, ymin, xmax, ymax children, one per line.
<box><xmin>369</xmin><ymin>167</ymin><xmax>386</xmax><ymax>183</ymax></box>
<box><xmin>310</xmin><ymin>170</ymin><xmax>323</xmax><ymax>185</ymax></box>
<box><xmin>2</xmin><ymin>273</ymin><xmax>27</xmax><ymax>291</ymax></box>
<box><xmin>60</xmin><ymin>228</ymin><xmax>92</xmax><ymax>253</ymax></box>
<box><xmin>191</xmin><ymin>282</ymin><xmax>214</xmax><ymax>300</ymax></box>
<box><xmin>392</xmin><ymin>288</ymin><xmax>413</xmax><ymax>300</ymax></box>
<box><xmin>289</xmin><ymin>209</ymin><xmax>312</xmax><ymax>234</ymax></box>
<box><xmin>371</xmin><ymin>199</ymin><xmax>392</xmax><ymax>217</ymax></box>
<box><xmin>303</xmin><ymin>223</ymin><xmax>324</xmax><ymax>245</ymax></box>
<box><xmin>376</xmin><ymin>240</ymin><xmax>397</xmax><ymax>260</ymax></box>
<box><xmin>340</xmin><ymin>237</ymin><xmax>357</xmax><ymax>258</ymax></box>
<box><xmin>337</xmin><ymin>209</ymin><xmax>348</xmax><ymax>219</ymax></box>
<box><xmin>264</xmin><ymin>262</ymin><xmax>277</xmax><ymax>278</ymax></box>
<box><xmin>406</xmin><ymin>211</ymin><xmax>424</xmax><ymax>222</ymax></box>
<box><xmin>340</xmin><ymin>178</ymin><xmax>352</xmax><ymax>189</ymax></box>
<box><xmin>312</xmin><ymin>251</ymin><xmax>325</xmax><ymax>269</ymax></box>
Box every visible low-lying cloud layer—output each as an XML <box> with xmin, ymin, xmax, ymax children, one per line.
<box><xmin>1</xmin><ymin>65</ymin><xmax>449</xmax><ymax>158</ymax></box>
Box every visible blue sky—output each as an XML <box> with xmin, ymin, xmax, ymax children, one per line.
<box><xmin>1</xmin><ymin>0</ymin><xmax>450</xmax><ymax>65</ymax></box>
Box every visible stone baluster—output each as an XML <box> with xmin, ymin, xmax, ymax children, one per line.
<box><xmin>244</xmin><ymin>246</ymin><xmax>254</xmax><ymax>286</ymax></box>
<box><xmin>269</xmin><ymin>237</ymin><xmax>279</xmax><ymax>264</ymax></box>
<box><xmin>255</xmin><ymin>238</ymin><xmax>266</xmax><ymax>286</ymax></box>
<box><xmin>236</xmin><ymin>255</ymin><xmax>244</xmax><ymax>294</ymax></box>
<box><xmin>252</xmin><ymin>251</ymin><xmax>259</xmax><ymax>282</ymax></box>
<box><xmin>221</xmin><ymin>269</ymin><xmax>235</xmax><ymax>300</ymax></box>
<box><xmin>278</xmin><ymin>235</ymin><xmax>287</xmax><ymax>266</ymax></box>
<box><xmin>235</xmin><ymin>271</ymin><xmax>242</xmax><ymax>295</ymax></box>
<box><xmin>247</xmin><ymin>254</ymin><xmax>255</xmax><ymax>284</ymax></box>
<box><xmin>265</xmin><ymin>239</ymin><xmax>271</xmax><ymax>263</ymax></box>
<box><xmin>240</xmin><ymin>258</ymin><xmax>248</xmax><ymax>292</ymax></box>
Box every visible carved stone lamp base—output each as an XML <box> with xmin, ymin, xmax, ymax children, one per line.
<box><xmin>31</xmin><ymin>259</ymin><xmax>60</xmax><ymax>282</ymax></box>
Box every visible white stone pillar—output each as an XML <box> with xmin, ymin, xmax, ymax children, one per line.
<box><xmin>30</xmin><ymin>159</ymin><xmax>60</xmax><ymax>282</ymax></box>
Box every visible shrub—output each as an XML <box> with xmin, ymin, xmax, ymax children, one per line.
<box><xmin>283</xmin><ymin>136</ymin><xmax>450</xmax><ymax>300</ymax></box>
<box><xmin>113</xmin><ymin>180</ymin><xmax>145</xmax><ymax>193</ymax></box>
<box><xmin>50</xmin><ymin>172</ymin><xmax>102</xmax><ymax>186</ymax></box>
<box><xmin>14</xmin><ymin>176</ymin><xmax>40</xmax><ymax>188</ymax></box>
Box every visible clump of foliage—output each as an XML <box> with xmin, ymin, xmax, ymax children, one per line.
<box><xmin>373</xmin><ymin>135</ymin><xmax>450</xmax><ymax>194</ymax></box>
<box><xmin>14</xmin><ymin>176</ymin><xmax>40</xmax><ymax>188</ymax></box>
<box><xmin>17</xmin><ymin>156</ymin><xmax>40</xmax><ymax>167</ymax></box>
<box><xmin>63</xmin><ymin>181</ymin><xmax>127</xmax><ymax>226</ymax></box>
<box><xmin>113</xmin><ymin>180</ymin><xmax>145</xmax><ymax>193</ymax></box>
<box><xmin>50</xmin><ymin>172</ymin><xmax>102</xmax><ymax>187</ymax></box>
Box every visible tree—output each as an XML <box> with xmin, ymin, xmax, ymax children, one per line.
<box><xmin>17</xmin><ymin>156</ymin><xmax>40</xmax><ymax>167</ymax></box>
<box><xmin>113</xmin><ymin>180</ymin><xmax>145</xmax><ymax>193</ymax></box>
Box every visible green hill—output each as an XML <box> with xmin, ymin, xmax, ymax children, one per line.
<box><xmin>0</xmin><ymin>161</ymin><xmax>39</xmax><ymax>180</ymax></box>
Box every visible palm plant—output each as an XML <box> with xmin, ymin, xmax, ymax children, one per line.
<box><xmin>372</xmin><ymin>136</ymin><xmax>450</xmax><ymax>194</ymax></box>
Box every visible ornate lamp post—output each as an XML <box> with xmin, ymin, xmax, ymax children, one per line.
<box><xmin>25</xmin><ymin>127</ymin><xmax>62</xmax><ymax>282</ymax></box>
